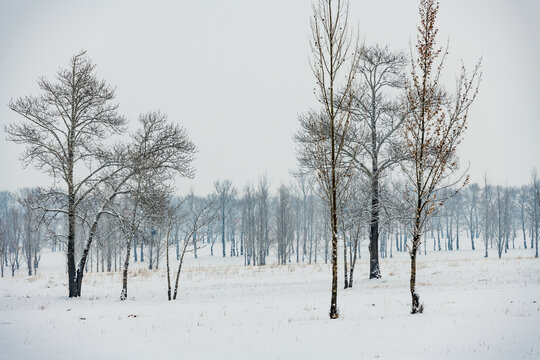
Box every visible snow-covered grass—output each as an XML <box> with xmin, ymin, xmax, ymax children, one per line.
<box><xmin>1</xmin><ymin>247</ymin><xmax>539</xmax><ymax>360</ymax></box>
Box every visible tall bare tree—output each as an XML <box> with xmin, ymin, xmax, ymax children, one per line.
<box><xmin>6</xmin><ymin>51</ymin><xmax>126</xmax><ymax>296</ymax></box>
<box><xmin>347</xmin><ymin>45</ymin><xmax>408</xmax><ymax>279</ymax></box>
<box><xmin>295</xmin><ymin>0</ymin><xmax>358</xmax><ymax>319</ymax></box>
<box><xmin>402</xmin><ymin>0</ymin><xmax>481</xmax><ymax>314</ymax></box>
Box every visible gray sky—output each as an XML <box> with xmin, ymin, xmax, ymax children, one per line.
<box><xmin>1</xmin><ymin>0</ymin><xmax>539</xmax><ymax>195</ymax></box>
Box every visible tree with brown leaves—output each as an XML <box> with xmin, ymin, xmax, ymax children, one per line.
<box><xmin>402</xmin><ymin>0</ymin><xmax>481</xmax><ymax>314</ymax></box>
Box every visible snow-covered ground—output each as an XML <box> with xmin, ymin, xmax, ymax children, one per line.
<box><xmin>1</xmin><ymin>246</ymin><xmax>539</xmax><ymax>360</ymax></box>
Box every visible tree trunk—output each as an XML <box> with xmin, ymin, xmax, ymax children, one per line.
<box><xmin>173</xmin><ymin>249</ymin><xmax>187</xmax><ymax>300</ymax></box>
<box><xmin>27</xmin><ymin>252</ymin><xmax>32</xmax><ymax>276</ymax></box>
<box><xmin>67</xmin><ymin>193</ymin><xmax>77</xmax><ymax>297</ymax></box>
<box><xmin>343</xmin><ymin>231</ymin><xmax>349</xmax><ymax>289</ymax></box>
<box><xmin>349</xmin><ymin>234</ymin><xmax>358</xmax><ymax>288</ymax></box>
<box><xmin>221</xmin><ymin>208</ymin><xmax>226</xmax><ymax>257</ymax></box>
<box><xmin>329</xmin><ymin>119</ymin><xmax>339</xmax><ymax>319</ymax></box>
<box><xmin>410</xmin><ymin>234</ymin><xmax>423</xmax><ymax>314</ymax></box>
<box><xmin>75</xmin><ymin>214</ymin><xmax>103</xmax><ymax>296</ymax></box>
<box><xmin>120</xmin><ymin>239</ymin><xmax>131</xmax><ymax>300</ymax></box>
<box><xmin>166</xmin><ymin>231</ymin><xmax>171</xmax><ymax>301</ymax></box>
<box><xmin>369</xmin><ymin>141</ymin><xmax>381</xmax><ymax>279</ymax></box>
<box><xmin>534</xmin><ymin>228</ymin><xmax>538</xmax><ymax>258</ymax></box>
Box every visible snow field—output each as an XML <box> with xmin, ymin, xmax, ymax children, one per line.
<box><xmin>1</xmin><ymin>247</ymin><xmax>539</xmax><ymax>360</ymax></box>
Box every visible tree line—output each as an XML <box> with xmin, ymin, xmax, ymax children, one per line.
<box><xmin>1</xmin><ymin>177</ymin><xmax>538</xmax><ymax>287</ymax></box>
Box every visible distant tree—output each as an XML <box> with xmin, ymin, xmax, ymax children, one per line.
<box><xmin>256</xmin><ymin>177</ymin><xmax>270</xmax><ymax>265</ymax></box>
<box><xmin>214</xmin><ymin>180</ymin><xmax>237</xmax><ymax>258</ymax></box>
<box><xmin>481</xmin><ymin>175</ymin><xmax>493</xmax><ymax>258</ymax></box>
<box><xmin>7</xmin><ymin>206</ymin><xmax>22</xmax><ymax>277</ymax></box>
<box><xmin>340</xmin><ymin>177</ymin><xmax>369</xmax><ymax>287</ymax></box>
<box><xmin>401</xmin><ymin>0</ymin><xmax>481</xmax><ymax>313</ymax></box>
<box><xmin>517</xmin><ymin>186</ymin><xmax>528</xmax><ymax>249</ymax></box>
<box><xmin>276</xmin><ymin>185</ymin><xmax>293</xmax><ymax>265</ymax></box>
<box><xmin>530</xmin><ymin>169</ymin><xmax>540</xmax><ymax>258</ymax></box>
<box><xmin>0</xmin><ymin>192</ymin><xmax>12</xmax><ymax>277</ymax></box>
<box><xmin>463</xmin><ymin>183</ymin><xmax>480</xmax><ymax>250</ymax></box>
<box><xmin>20</xmin><ymin>189</ymin><xmax>45</xmax><ymax>276</ymax></box>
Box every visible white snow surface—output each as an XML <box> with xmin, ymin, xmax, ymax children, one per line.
<box><xmin>1</xmin><ymin>246</ymin><xmax>539</xmax><ymax>360</ymax></box>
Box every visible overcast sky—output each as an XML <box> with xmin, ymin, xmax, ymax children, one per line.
<box><xmin>1</xmin><ymin>0</ymin><xmax>539</xmax><ymax>195</ymax></box>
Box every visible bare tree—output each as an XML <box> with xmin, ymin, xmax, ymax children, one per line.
<box><xmin>6</xmin><ymin>51</ymin><xmax>126</xmax><ymax>296</ymax></box>
<box><xmin>347</xmin><ymin>44</ymin><xmax>407</xmax><ymax>279</ymax></box>
<box><xmin>118</xmin><ymin>178</ymin><xmax>169</xmax><ymax>300</ymax></box>
<box><xmin>19</xmin><ymin>189</ymin><xmax>46</xmax><ymax>276</ymax></box>
<box><xmin>481</xmin><ymin>175</ymin><xmax>493</xmax><ymax>258</ymax></box>
<box><xmin>6</xmin><ymin>206</ymin><xmax>22</xmax><ymax>277</ymax></box>
<box><xmin>463</xmin><ymin>183</ymin><xmax>480</xmax><ymax>250</ymax></box>
<box><xmin>0</xmin><ymin>193</ymin><xmax>8</xmax><ymax>277</ymax></box>
<box><xmin>295</xmin><ymin>0</ymin><xmax>358</xmax><ymax>319</ymax></box>
<box><xmin>401</xmin><ymin>0</ymin><xmax>481</xmax><ymax>314</ymax></box>
<box><xmin>256</xmin><ymin>177</ymin><xmax>270</xmax><ymax>265</ymax></box>
<box><xmin>530</xmin><ymin>169</ymin><xmax>540</xmax><ymax>258</ymax></box>
<box><xmin>518</xmin><ymin>186</ymin><xmax>528</xmax><ymax>249</ymax></box>
<box><xmin>214</xmin><ymin>180</ymin><xmax>237</xmax><ymax>258</ymax></box>
<box><xmin>276</xmin><ymin>184</ymin><xmax>293</xmax><ymax>265</ymax></box>
<box><xmin>168</xmin><ymin>193</ymin><xmax>215</xmax><ymax>300</ymax></box>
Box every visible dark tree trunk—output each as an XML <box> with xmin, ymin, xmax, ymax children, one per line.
<box><xmin>329</xmin><ymin>115</ymin><xmax>339</xmax><ymax>319</ymax></box>
<box><xmin>369</xmin><ymin>139</ymin><xmax>381</xmax><ymax>279</ymax></box>
<box><xmin>349</xmin><ymin>234</ymin><xmax>358</xmax><ymax>288</ymax></box>
<box><xmin>27</xmin><ymin>253</ymin><xmax>32</xmax><ymax>276</ymax></box>
<box><xmin>221</xmin><ymin>208</ymin><xmax>226</xmax><ymax>258</ymax></box>
<box><xmin>410</xmin><ymin>234</ymin><xmax>423</xmax><ymax>314</ymax></box>
<box><xmin>343</xmin><ymin>231</ymin><xmax>349</xmax><ymax>289</ymax></box>
<box><xmin>75</xmin><ymin>210</ymin><xmax>107</xmax><ymax>296</ymax></box>
<box><xmin>67</xmin><ymin>194</ymin><xmax>77</xmax><ymax>297</ymax></box>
